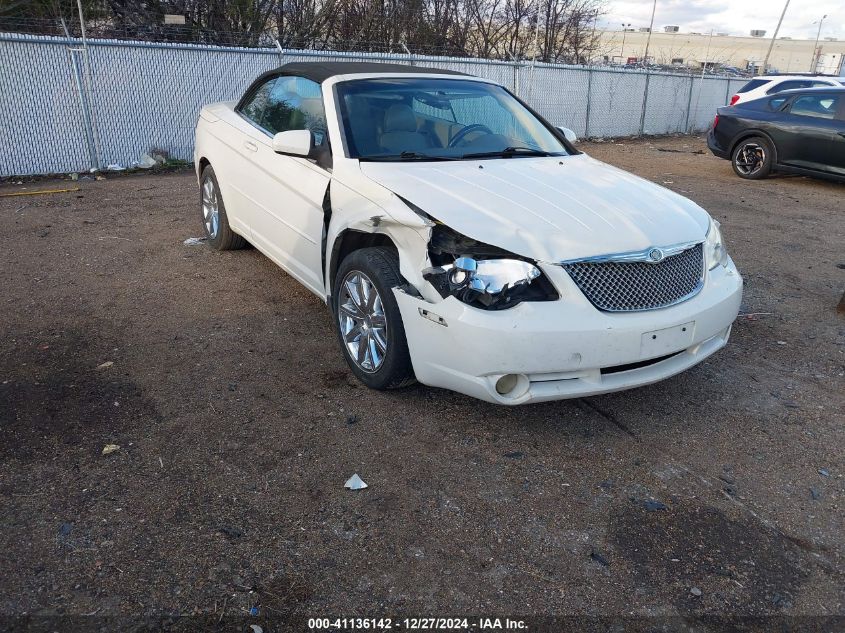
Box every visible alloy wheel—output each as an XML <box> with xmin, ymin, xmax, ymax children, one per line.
<box><xmin>201</xmin><ymin>177</ymin><xmax>220</xmax><ymax>238</ymax></box>
<box><xmin>338</xmin><ymin>271</ymin><xmax>388</xmax><ymax>373</ymax></box>
<box><xmin>734</xmin><ymin>142</ymin><xmax>765</xmax><ymax>176</ymax></box>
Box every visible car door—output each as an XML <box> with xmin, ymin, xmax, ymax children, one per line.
<box><xmin>234</xmin><ymin>76</ymin><xmax>331</xmax><ymax>296</ymax></box>
<box><xmin>777</xmin><ymin>93</ymin><xmax>845</xmax><ymax>175</ymax></box>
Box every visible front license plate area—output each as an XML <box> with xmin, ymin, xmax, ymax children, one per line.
<box><xmin>641</xmin><ymin>321</ymin><xmax>695</xmax><ymax>357</ymax></box>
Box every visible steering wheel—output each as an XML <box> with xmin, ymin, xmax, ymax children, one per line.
<box><xmin>448</xmin><ymin>124</ymin><xmax>495</xmax><ymax>148</ymax></box>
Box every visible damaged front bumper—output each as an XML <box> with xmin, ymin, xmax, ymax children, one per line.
<box><xmin>394</xmin><ymin>259</ymin><xmax>743</xmax><ymax>405</ymax></box>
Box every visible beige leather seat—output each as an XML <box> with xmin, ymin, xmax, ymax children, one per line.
<box><xmin>379</xmin><ymin>104</ymin><xmax>428</xmax><ymax>153</ymax></box>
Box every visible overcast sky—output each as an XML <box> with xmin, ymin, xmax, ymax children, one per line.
<box><xmin>601</xmin><ymin>1</ymin><xmax>843</xmax><ymax>40</ymax></box>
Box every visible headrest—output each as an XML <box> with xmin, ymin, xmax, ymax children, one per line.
<box><xmin>384</xmin><ymin>104</ymin><xmax>417</xmax><ymax>132</ymax></box>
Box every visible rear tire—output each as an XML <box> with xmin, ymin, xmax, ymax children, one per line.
<box><xmin>731</xmin><ymin>136</ymin><xmax>774</xmax><ymax>180</ymax></box>
<box><xmin>333</xmin><ymin>247</ymin><xmax>415</xmax><ymax>390</ymax></box>
<box><xmin>200</xmin><ymin>165</ymin><xmax>246</xmax><ymax>250</ymax></box>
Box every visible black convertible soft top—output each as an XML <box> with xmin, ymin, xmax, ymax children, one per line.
<box><xmin>237</xmin><ymin>61</ymin><xmax>470</xmax><ymax>110</ymax></box>
<box><xmin>263</xmin><ymin>61</ymin><xmax>467</xmax><ymax>84</ymax></box>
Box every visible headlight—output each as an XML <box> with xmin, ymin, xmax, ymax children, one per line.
<box><xmin>704</xmin><ymin>218</ymin><xmax>729</xmax><ymax>270</ymax></box>
<box><xmin>423</xmin><ymin>225</ymin><xmax>557</xmax><ymax>309</ymax></box>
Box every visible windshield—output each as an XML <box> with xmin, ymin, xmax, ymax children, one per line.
<box><xmin>335</xmin><ymin>78</ymin><xmax>569</xmax><ymax>161</ymax></box>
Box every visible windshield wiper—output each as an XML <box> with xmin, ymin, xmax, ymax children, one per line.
<box><xmin>460</xmin><ymin>146</ymin><xmax>554</xmax><ymax>159</ymax></box>
<box><xmin>362</xmin><ymin>151</ymin><xmax>460</xmax><ymax>162</ymax></box>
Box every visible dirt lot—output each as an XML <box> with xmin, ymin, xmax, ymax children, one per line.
<box><xmin>1</xmin><ymin>136</ymin><xmax>843</xmax><ymax>631</ymax></box>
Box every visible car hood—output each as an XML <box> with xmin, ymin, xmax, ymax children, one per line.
<box><xmin>359</xmin><ymin>154</ymin><xmax>710</xmax><ymax>262</ymax></box>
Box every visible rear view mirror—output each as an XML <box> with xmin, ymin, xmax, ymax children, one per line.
<box><xmin>272</xmin><ymin>130</ymin><xmax>313</xmax><ymax>157</ymax></box>
<box><xmin>557</xmin><ymin>126</ymin><xmax>578</xmax><ymax>143</ymax></box>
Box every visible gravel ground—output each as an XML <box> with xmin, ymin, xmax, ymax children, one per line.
<box><xmin>1</xmin><ymin>135</ymin><xmax>843</xmax><ymax>631</ymax></box>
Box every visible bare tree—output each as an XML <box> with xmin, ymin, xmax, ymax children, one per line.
<box><xmin>3</xmin><ymin>0</ymin><xmax>607</xmax><ymax>60</ymax></box>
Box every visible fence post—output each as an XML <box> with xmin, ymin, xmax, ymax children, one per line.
<box><xmin>584</xmin><ymin>66</ymin><xmax>593</xmax><ymax>138</ymax></box>
<box><xmin>60</xmin><ymin>18</ymin><xmax>98</xmax><ymax>172</ymax></box>
<box><xmin>638</xmin><ymin>70</ymin><xmax>651</xmax><ymax>136</ymax></box>
<box><xmin>723</xmin><ymin>78</ymin><xmax>731</xmax><ymax>105</ymax></box>
<box><xmin>683</xmin><ymin>75</ymin><xmax>694</xmax><ymax>133</ymax></box>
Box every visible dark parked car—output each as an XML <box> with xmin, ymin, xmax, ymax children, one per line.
<box><xmin>708</xmin><ymin>87</ymin><xmax>845</xmax><ymax>182</ymax></box>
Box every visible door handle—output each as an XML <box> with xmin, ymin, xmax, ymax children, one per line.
<box><xmin>243</xmin><ymin>141</ymin><xmax>258</xmax><ymax>152</ymax></box>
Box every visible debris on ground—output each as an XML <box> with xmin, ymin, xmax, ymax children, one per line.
<box><xmin>690</xmin><ymin>587</ymin><xmax>702</xmax><ymax>597</ymax></box>
<box><xmin>150</xmin><ymin>148</ymin><xmax>170</xmax><ymax>163</ymax></box>
<box><xmin>590</xmin><ymin>547</ymin><xmax>610</xmax><ymax>567</ymax></box>
<box><xmin>0</xmin><ymin>187</ymin><xmax>81</xmax><ymax>198</ymax></box>
<box><xmin>657</xmin><ymin>148</ymin><xmax>705</xmax><ymax>155</ymax></box>
<box><xmin>107</xmin><ymin>164</ymin><xmax>125</xmax><ymax>171</ymax></box>
<box><xmin>345</xmin><ymin>474</ymin><xmax>368</xmax><ymax>490</ymax></box>
<box><xmin>137</xmin><ymin>154</ymin><xmax>158</xmax><ymax>169</ymax></box>
<box><xmin>643</xmin><ymin>499</ymin><xmax>668</xmax><ymax>512</ymax></box>
<box><xmin>346</xmin><ymin>414</ymin><xmax>358</xmax><ymax>425</ymax></box>
<box><xmin>818</xmin><ymin>468</ymin><xmax>830</xmax><ymax>477</ymax></box>
<box><xmin>810</xmin><ymin>487</ymin><xmax>821</xmax><ymax>501</ymax></box>
<box><xmin>101</xmin><ymin>444</ymin><xmax>120</xmax><ymax>455</ymax></box>
<box><xmin>503</xmin><ymin>451</ymin><xmax>523</xmax><ymax>459</ymax></box>
<box><xmin>96</xmin><ymin>361</ymin><xmax>114</xmax><ymax>370</ymax></box>
<box><xmin>218</xmin><ymin>525</ymin><xmax>244</xmax><ymax>538</ymax></box>
<box><xmin>183</xmin><ymin>237</ymin><xmax>207</xmax><ymax>246</ymax></box>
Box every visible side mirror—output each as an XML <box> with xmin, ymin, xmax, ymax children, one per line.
<box><xmin>557</xmin><ymin>126</ymin><xmax>578</xmax><ymax>143</ymax></box>
<box><xmin>272</xmin><ymin>129</ymin><xmax>313</xmax><ymax>157</ymax></box>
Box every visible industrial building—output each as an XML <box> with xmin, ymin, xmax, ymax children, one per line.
<box><xmin>594</xmin><ymin>27</ymin><xmax>845</xmax><ymax>74</ymax></box>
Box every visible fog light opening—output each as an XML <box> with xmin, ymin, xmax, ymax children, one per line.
<box><xmin>495</xmin><ymin>374</ymin><xmax>520</xmax><ymax>395</ymax></box>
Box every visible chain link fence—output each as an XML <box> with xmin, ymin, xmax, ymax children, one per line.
<box><xmin>0</xmin><ymin>32</ymin><xmax>749</xmax><ymax>176</ymax></box>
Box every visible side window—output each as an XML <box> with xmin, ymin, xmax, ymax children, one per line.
<box><xmin>767</xmin><ymin>80</ymin><xmax>809</xmax><ymax>94</ymax></box>
<box><xmin>263</xmin><ymin>77</ymin><xmax>327</xmax><ymax>144</ymax></box>
<box><xmin>789</xmin><ymin>94</ymin><xmax>840</xmax><ymax>119</ymax></box>
<box><xmin>768</xmin><ymin>97</ymin><xmax>787</xmax><ymax>111</ymax></box>
<box><xmin>239</xmin><ymin>79</ymin><xmax>275</xmax><ymax>127</ymax></box>
<box><xmin>737</xmin><ymin>79</ymin><xmax>768</xmax><ymax>93</ymax></box>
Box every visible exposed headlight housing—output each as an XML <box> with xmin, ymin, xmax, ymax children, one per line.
<box><xmin>704</xmin><ymin>218</ymin><xmax>729</xmax><ymax>270</ymax></box>
<box><xmin>423</xmin><ymin>225</ymin><xmax>558</xmax><ymax>310</ymax></box>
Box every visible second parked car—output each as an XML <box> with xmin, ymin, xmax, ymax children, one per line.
<box><xmin>709</xmin><ymin>86</ymin><xmax>845</xmax><ymax>181</ymax></box>
<box><xmin>728</xmin><ymin>74</ymin><xmax>844</xmax><ymax>106</ymax></box>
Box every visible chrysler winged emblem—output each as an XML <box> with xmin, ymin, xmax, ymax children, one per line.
<box><xmin>648</xmin><ymin>248</ymin><xmax>664</xmax><ymax>263</ymax></box>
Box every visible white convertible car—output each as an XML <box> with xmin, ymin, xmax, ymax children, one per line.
<box><xmin>194</xmin><ymin>62</ymin><xmax>743</xmax><ymax>404</ymax></box>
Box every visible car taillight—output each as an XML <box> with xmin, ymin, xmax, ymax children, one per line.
<box><xmin>713</xmin><ymin>115</ymin><xmax>719</xmax><ymax>129</ymax></box>
<box><xmin>729</xmin><ymin>94</ymin><xmax>740</xmax><ymax>106</ymax></box>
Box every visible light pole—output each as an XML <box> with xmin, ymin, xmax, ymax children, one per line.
<box><xmin>811</xmin><ymin>15</ymin><xmax>827</xmax><ymax>73</ymax></box>
<box><xmin>620</xmin><ymin>23</ymin><xmax>631</xmax><ymax>62</ymax></box>
<box><xmin>761</xmin><ymin>0</ymin><xmax>790</xmax><ymax>75</ymax></box>
<box><xmin>642</xmin><ymin>0</ymin><xmax>657</xmax><ymax>66</ymax></box>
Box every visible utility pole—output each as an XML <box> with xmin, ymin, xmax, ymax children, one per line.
<box><xmin>811</xmin><ymin>15</ymin><xmax>827</xmax><ymax>73</ymax></box>
<box><xmin>642</xmin><ymin>0</ymin><xmax>657</xmax><ymax>66</ymax></box>
<box><xmin>620</xmin><ymin>23</ymin><xmax>630</xmax><ymax>62</ymax></box>
<box><xmin>761</xmin><ymin>0</ymin><xmax>790</xmax><ymax>75</ymax></box>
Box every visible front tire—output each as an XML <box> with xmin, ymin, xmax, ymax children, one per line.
<box><xmin>200</xmin><ymin>165</ymin><xmax>246</xmax><ymax>250</ymax></box>
<box><xmin>731</xmin><ymin>136</ymin><xmax>774</xmax><ymax>180</ymax></box>
<box><xmin>333</xmin><ymin>247</ymin><xmax>415</xmax><ymax>390</ymax></box>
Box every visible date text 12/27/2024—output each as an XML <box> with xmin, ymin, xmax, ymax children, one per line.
<box><xmin>307</xmin><ymin>617</ymin><xmax>528</xmax><ymax>630</ymax></box>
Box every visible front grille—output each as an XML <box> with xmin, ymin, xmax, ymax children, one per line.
<box><xmin>563</xmin><ymin>243</ymin><xmax>704</xmax><ymax>312</ymax></box>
